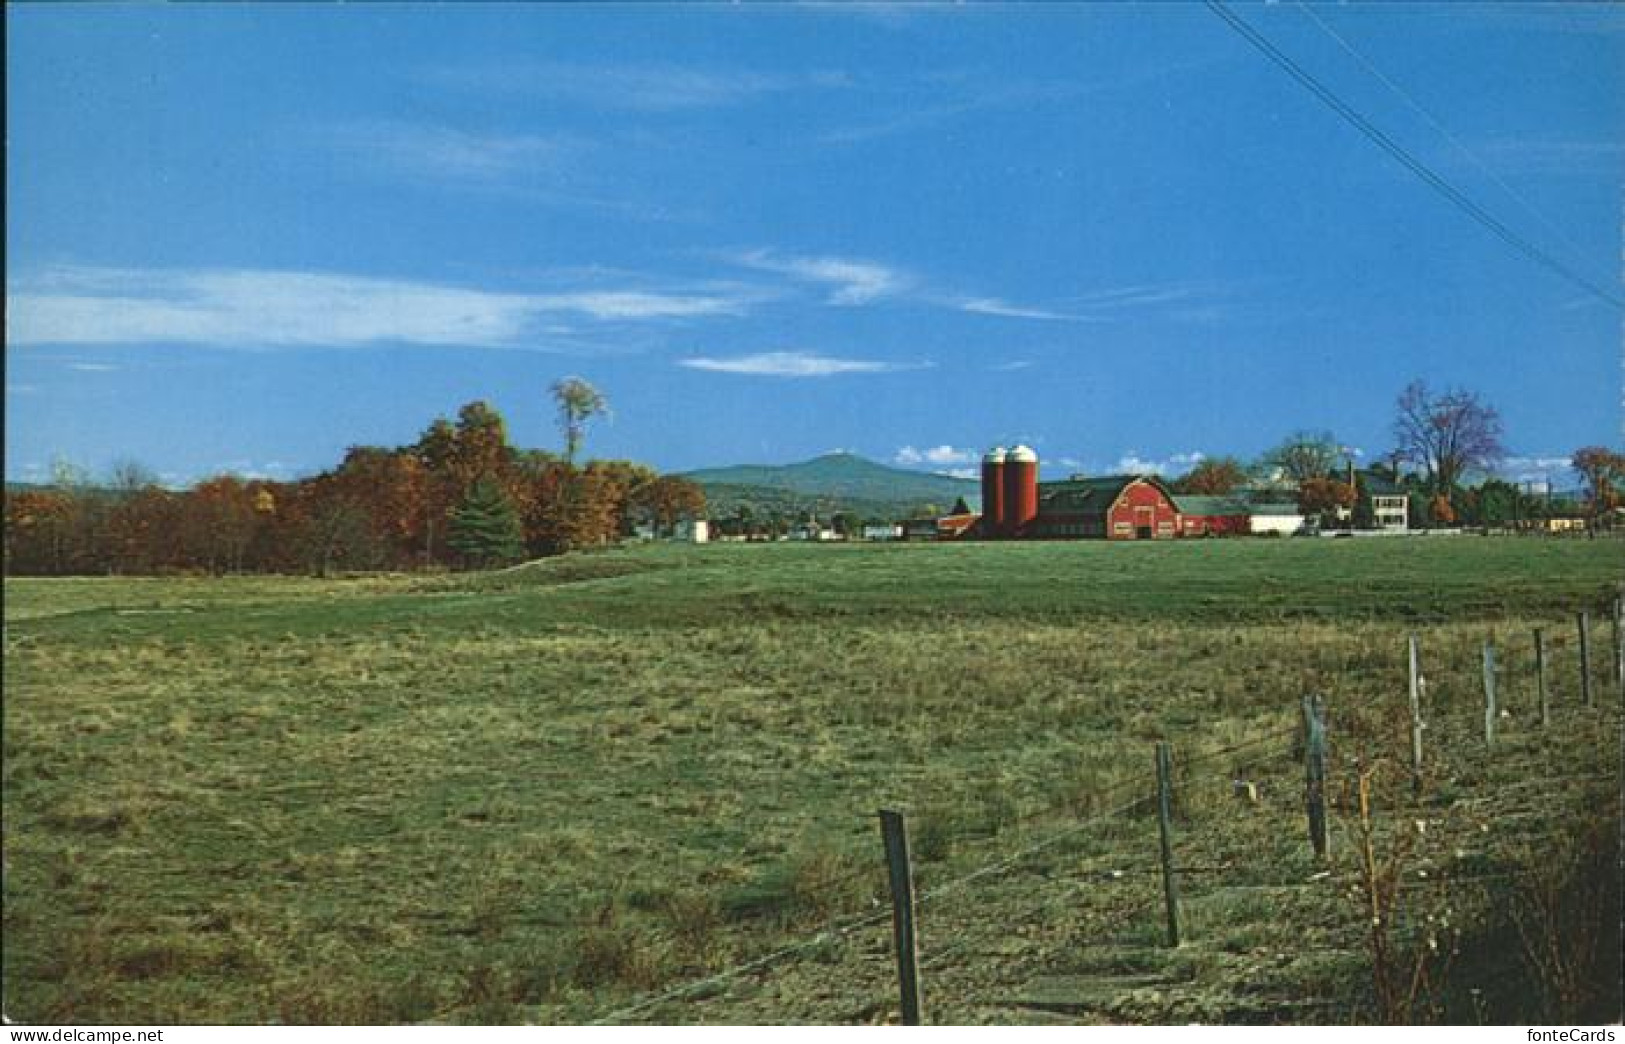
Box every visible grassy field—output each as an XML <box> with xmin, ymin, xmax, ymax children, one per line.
<box><xmin>4</xmin><ymin>538</ymin><xmax>1622</xmax><ymax>1024</ymax></box>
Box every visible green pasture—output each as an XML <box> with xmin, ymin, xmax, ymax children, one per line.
<box><xmin>4</xmin><ymin>538</ymin><xmax>1621</xmax><ymax>1023</ymax></box>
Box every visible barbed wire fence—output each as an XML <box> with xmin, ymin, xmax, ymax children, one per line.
<box><xmin>580</xmin><ymin>590</ymin><xmax>1624</xmax><ymax>1026</ymax></box>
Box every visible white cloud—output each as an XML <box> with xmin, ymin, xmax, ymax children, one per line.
<box><xmin>990</xmin><ymin>359</ymin><xmax>1034</xmax><ymax>372</ymax></box>
<box><xmin>7</xmin><ymin>266</ymin><xmax>745</xmax><ymax>348</ymax></box>
<box><xmin>1496</xmin><ymin>455</ymin><xmax>1579</xmax><ymax>485</ymax></box>
<box><xmin>67</xmin><ymin>363</ymin><xmax>120</xmax><ymax>373</ymax></box>
<box><xmin>1113</xmin><ymin>450</ymin><xmax>1205</xmax><ymax>476</ymax></box>
<box><xmin>732</xmin><ymin>251</ymin><xmax>908</xmax><ymax>306</ymax></box>
<box><xmin>679</xmin><ymin>351</ymin><xmax>924</xmax><ymax>378</ymax></box>
<box><xmin>941</xmin><ymin>467</ymin><xmax>978</xmax><ymax>480</ymax></box>
<box><xmin>894</xmin><ymin>444</ymin><xmax>979</xmax><ymax>467</ymax></box>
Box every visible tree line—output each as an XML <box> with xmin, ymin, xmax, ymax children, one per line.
<box><xmin>1165</xmin><ymin>381</ymin><xmax>1622</xmax><ymax>530</ymax></box>
<box><xmin>4</xmin><ymin>381</ymin><xmax>708</xmax><ymax>576</ymax></box>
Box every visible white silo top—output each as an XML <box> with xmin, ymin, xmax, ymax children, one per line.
<box><xmin>1006</xmin><ymin>444</ymin><xmax>1038</xmax><ymax>463</ymax></box>
<box><xmin>983</xmin><ymin>446</ymin><xmax>1009</xmax><ymax>463</ymax></box>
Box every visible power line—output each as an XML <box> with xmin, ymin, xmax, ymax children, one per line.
<box><xmin>1204</xmin><ymin>0</ymin><xmax>1623</xmax><ymax>310</ymax></box>
<box><xmin>1291</xmin><ymin>0</ymin><xmax>1600</xmax><ymax>273</ymax></box>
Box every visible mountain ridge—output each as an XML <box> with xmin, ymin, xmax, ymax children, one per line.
<box><xmin>682</xmin><ymin>452</ymin><xmax>979</xmax><ymax>520</ymax></box>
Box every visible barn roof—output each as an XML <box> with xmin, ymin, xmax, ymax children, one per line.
<box><xmin>1038</xmin><ymin>474</ymin><xmax>1175</xmax><ymax>516</ymax></box>
<box><xmin>1248</xmin><ymin>502</ymin><xmax>1304</xmax><ymax>517</ymax></box>
<box><xmin>1174</xmin><ymin>494</ymin><xmax>1250</xmax><ymax>517</ymax></box>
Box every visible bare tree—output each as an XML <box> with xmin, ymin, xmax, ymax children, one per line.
<box><xmin>1391</xmin><ymin>380</ymin><xmax>1505</xmax><ymax>494</ymax></box>
<box><xmin>1261</xmin><ymin>430</ymin><xmax>1343</xmax><ymax>487</ymax></box>
<box><xmin>550</xmin><ymin>377</ymin><xmax>609</xmax><ymax>466</ymax></box>
<box><xmin>108</xmin><ymin>458</ymin><xmax>160</xmax><ymax>495</ymax></box>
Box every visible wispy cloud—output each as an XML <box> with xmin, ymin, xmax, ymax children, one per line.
<box><xmin>894</xmin><ymin>444</ymin><xmax>978</xmax><ymax>467</ymax></box>
<box><xmin>731</xmin><ymin>251</ymin><xmax>909</xmax><ymax>306</ymax></box>
<box><xmin>424</xmin><ymin>62</ymin><xmax>852</xmax><ymax>111</ymax></box>
<box><xmin>7</xmin><ymin>384</ymin><xmax>41</xmax><ymax>396</ymax></box>
<box><xmin>679</xmin><ymin>350</ymin><xmax>926</xmax><ymax>378</ymax></box>
<box><xmin>320</xmin><ymin>120</ymin><xmax>580</xmax><ymax>182</ymax></box>
<box><xmin>67</xmin><ymin>362</ymin><xmax>120</xmax><ymax>373</ymax></box>
<box><xmin>1477</xmin><ymin>139</ymin><xmax>1625</xmax><ymax>178</ymax></box>
<box><xmin>818</xmin><ymin>57</ymin><xmax>1225</xmax><ymax>145</ymax></box>
<box><xmin>955</xmin><ymin>297</ymin><xmax>1083</xmax><ymax>322</ymax></box>
<box><xmin>7</xmin><ymin>266</ymin><xmax>746</xmax><ymax>349</ymax></box>
<box><xmin>1074</xmin><ymin>283</ymin><xmax>1209</xmax><ymax>310</ymax></box>
<box><xmin>729</xmin><ymin>250</ymin><xmax>1081</xmax><ymax>320</ymax></box>
<box><xmin>990</xmin><ymin>359</ymin><xmax>1035</xmax><ymax>372</ymax></box>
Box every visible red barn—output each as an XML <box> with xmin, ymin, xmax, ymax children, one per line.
<box><xmin>1027</xmin><ymin>475</ymin><xmax>1181</xmax><ymax>540</ymax></box>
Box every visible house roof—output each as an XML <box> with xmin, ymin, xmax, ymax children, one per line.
<box><xmin>1355</xmin><ymin>470</ymin><xmax>1406</xmax><ymax>496</ymax></box>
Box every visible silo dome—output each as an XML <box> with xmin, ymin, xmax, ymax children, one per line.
<box><xmin>984</xmin><ymin>446</ymin><xmax>1009</xmax><ymax>463</ymax></box>
<box><xmin>1006</xmin><ymin>444</ymin><xmax>1038</xmax><ymax>463</ymax></box>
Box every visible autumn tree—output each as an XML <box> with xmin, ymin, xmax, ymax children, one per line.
<box><xmin>629</xmin><ymin>475</ymin><xmax>707</xmax><ymax>536</ymax></box>
<box><xmin>449</xmin><ymin>401</ymin><xmax>515</xmax><ymax>494</ymax></box>
<box><xmin>1260</xmin><ymin>431</ymin><xmax>1344</xmax><ymax>488</ymax></box>
<box><xmin>1392</xmin><ymin>380</ymin><xmax>1504</xmax><ymax>495</ymax></box>
<box><xmin>1571</xmin><ymin>446</ymin><xmax>1624</xmax><ymax>525</ymax></box>
<box><xmin>4</xmin><ymin>490</ymin><xmax>76</xmax><ymax>574</ymax></box>
<box><xmin>186</xmin><ymin>476</ymin><xmax>266</xmax><ymax>574</ymax></box>
<box><xmin>325</xmin><ymin>447</ymin><xmax>433</xmax><ymax>566</ymax></box>
<box><xmin>520</xmin><ymin>462</ymin><xmax>620</xmax><ymax>556</ymax></box>
<box><xmin>1170</xmin><ymin>456</ymin><xmax>1247</xmax><ymax>495</ymax></box>
<box><xmin>551</xmin><ymin>377</ymin><xmax>608</xmax><ymax>465</ymax></box>
<box><xmin>1298</xmin><ymin>477</ymin><xmax>1357</xmax><ymax>527</ymax></box>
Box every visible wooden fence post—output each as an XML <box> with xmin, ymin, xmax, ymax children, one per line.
<box><xmin>1482</xmin><ymin>641</ymin><xmax>1497</xmax><ymax>747</ymax></box>
<box><xmin>1535</xmin><ymin>628</ymin><xmax>1549</xmax><ymax>728</ymax></box>
<box><xmin>1407</xmin><ymin>635</ymin><xmax>1424</xmax><ymax>793</ymax></box>
<box><xmin>1303</xmin><ymin>695</ymin><xmax>1328</xmax><ymax>860</ymax></box>
<box><xmin>878</xmin><ymin>809</ymin><xmax>923</xmax><ymax>1026</ymax></box>
<box><xmin>1153</xmin><ymin>742</ymin><xmax>1181</xmax><ymax>947</ymax></box>
<box><xmin>1613</xmin><ymin>595</ymin><xmax>1623</xmax><ymax>698</ymax></box>
<box><xmin>1578</xmin><ymin>611</ymin><xmax>1593</xmax><ymax>708</ymax></box>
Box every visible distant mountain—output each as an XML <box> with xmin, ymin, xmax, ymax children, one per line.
<box><xmin>683</xmin><ymin>453</ymin><xmax>978</xmax><ymax>520</ymax></box>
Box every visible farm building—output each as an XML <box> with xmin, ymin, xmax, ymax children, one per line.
<box><xmin>901</xmin><ymin>445</ymin><xmax>1313</xmax><ymax>540</ymax></box>
<box><xmin>1028</xmin><ymin>474</ymin><xmax>1183</xmax><ymax>540</ymax></box>
<box><xmin>1173</xmin><ymin>495</ymin><xmax>1253</xmax><ymax>537</ymax></box>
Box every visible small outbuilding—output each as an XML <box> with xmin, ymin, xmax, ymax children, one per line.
<box><xmin>1172</xmin><ymin>495</ymin><xmax>1252</xmax><ymax>537</ymax></box>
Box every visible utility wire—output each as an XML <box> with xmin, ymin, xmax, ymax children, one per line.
<box><xmin>1291</xmin><ymin>0</ymin><xmax>1600</xmax><ymax>272</ymax></box>
<box><xmin>1205</xmin><ymin>0</ymin><xmax>1623</xmax><ymax>309</ymax></box>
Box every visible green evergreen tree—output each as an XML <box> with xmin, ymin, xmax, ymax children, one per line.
<box><xmin>447</xmin><ymin>478</ymin><xmax>524</xmax><ymax>568</ymax></box>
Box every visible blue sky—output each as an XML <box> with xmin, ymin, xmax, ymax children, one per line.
<box><xmin>7</xmin><ymin>3</ymin><xmax>1622</xmax><ymax>488</ymax></box>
